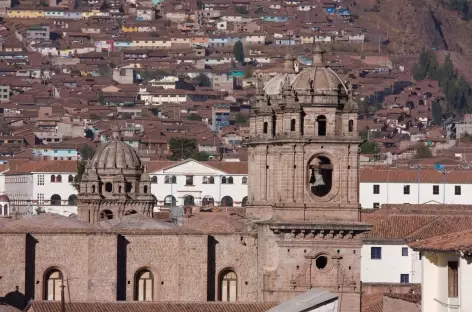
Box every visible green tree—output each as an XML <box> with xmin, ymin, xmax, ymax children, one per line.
<box><xmin>80</xmin><ymin>144</ymin><xmax>95</xmax><ymax>161</ymax></box>
<box><xmin>85</xmin><ymin>128</ymin><xmax>95</xmax><ymax>139</ymax></box>
<box><xmin>233</xmin><ymin>40</ymin><xmax>245</xmax><ymax>64</ymax></box>
<box><xmin>235</xmin><ymin>6</ymin><xmax>249</xmax><ymax>14</ymax></box>
<box><xmin>168</xmin><ymin>138</ymin><xmax>209</xmax><ymax>161</ymax></box>
<box><xmin>187</xmin><ymin>113</ymin><xmax>203</xmax><ymax>121</ymax></box>
<box><xmin>194</xmin><ymin>73</ymin><xmax>211</xmax><ymax>87</ymax></box>
<box><xmin>431</xmin><ymin>100</ymin><xmax>442</xmax><ymax>124</ymax></box>
<box><xmin>360</xmin><ymin>141</ymin><xmax>380</xmax><ymax>154</ymax></box>
<box><xmin>73</xmin><ymin>160</ymin><xmax>86</xmax><ymax>191</ymax></box>
<box><xmin>415</xmin><ymin>144</ymin><xmax>433</xmax><ymax>158</ymax></box>
<box><xmin>35</xmin><ymin>207</ymin><xmax>46</xmax><ymax>215</ymax></box>
<box><xmin>97</xmin><ymin>91</ymin><xmax>105</xmax><ymax>104</ymax></box>
<box><xmin>234</xmin><ymin>113</ymin><xmax>248</xmax><ymax>125</ymax></box>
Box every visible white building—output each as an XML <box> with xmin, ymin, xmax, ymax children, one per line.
<box><xmin>361</xmin><ymin>214</ymin><xmax>423</xmax><ymax>284</ymax></box>
<box><xmin>4</xmin><ymin>160</ymin><xmax>78</xmax><ymax>217</ymax></box>
<box><xmin>361</xmin><ymin>206</ymin><xmax>472</xmax><ymax>286</ymax></box>
<box><xmin>410</xmin><ymin>227</ymin><xmax>472</xmax><ymax>312</ymax></box>
<box><xmin>360</xmin><ymin>165</ymin><xmax>472</xmax><ymax>209</ymax></box>
<box><xmin>149</xmin><ymin>159</ymin><xmax>248</xmax><ymax>209</ymax></box>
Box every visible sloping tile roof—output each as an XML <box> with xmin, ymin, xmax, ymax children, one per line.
<box><xmin>364</xmin><ymin>215</ymin><xmax>437</xmax><ymax>240</ymax></box>
<box><xmin>27</xmin><ymin>301</ymin><xmax>278</xmax><ymax>312</ymax></box>
<box><xmin>361</xmin><ymin>294</ymin><xmax>383</xmax><ymax>312</ymax></box>
<box><xmin>6</xmin><ymin>160</ymin><xmax>77</xmax><ymax>174</ymax></box>
<box><xmin>384</xmin><ymin>293</ymin><xmax>421</xmax><ymax>303</ymax></box>
<box><xmin>360</xmin><ymin>166</ymin><xmax>472</xmax><ymax>184</ymax></box>
<box><xmin>409</xmin><ymin>229</ymin><xmax>472</xmax><ymax>253</ymax></box>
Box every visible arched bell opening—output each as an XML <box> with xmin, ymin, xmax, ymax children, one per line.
<box><xmin>308</xmin><ymin>156</ymin><xmax>333</xmax><ymax>197</ymax></box>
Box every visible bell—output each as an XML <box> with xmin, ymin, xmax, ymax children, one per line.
<box><xmin>309</xmin><ymin>171</ymin><xmax>325</xmax><ymax>187</ymax></box>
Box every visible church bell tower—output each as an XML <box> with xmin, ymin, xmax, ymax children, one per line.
<box><xmin>248</xmin><ymin>45</ymin><xmax>370</xmax><ymax>312</ymax></box>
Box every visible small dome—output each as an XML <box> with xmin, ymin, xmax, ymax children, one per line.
<box><xmin>89</xmin><ymin>139</ymin><xmax>142</xmax><ymax>170</ymax></box>
<box><xmin>0</xmin><ymin>195</ymin><xmax>10</xmax><ymax>202</ymax></box>
<box><xmin>263</xmin><ymin>73</ymin><xmax>297</xmax><ymax>95</ymax></box>
<box><xmin>291</xmin><ymin>66</ymin><xmax>347</xmax><ymax>92</ymax></box>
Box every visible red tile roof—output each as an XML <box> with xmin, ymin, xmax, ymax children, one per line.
<box><xmin>26</xmin><ymin>301</ymin><xmax>278</xmax><ymax>312</ymax></box>
<box><xmin>409</xmin><ymin>229</ymin><xmax>472</xmax><ymax>253</ymax></box>
<box><xmin>360</xmin><ymin>166</ymin><xmax>472</xmax><ymax>184</ymax></box>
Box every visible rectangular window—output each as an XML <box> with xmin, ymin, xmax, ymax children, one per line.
<box><xmin>455</xmin><ymin>185</ymin><xmax>461</xmax><ymax>195</ymax></box>
<box><xmin>37</xmin><ymin>175</ymin><xmax>44</xmax><ymax>185</ymax></box>
<box><xmin>400</xmin><ymin>274</ymin><xmax>410</xmax><ymax>284</ymax></box>
<box><xmin>402</xmin><ymin>247</ymin><xmax>408</xmax><ymax>257</ymax></box>
<box><xmin>403</xmin><ymin>185</ymin><xmax>410</xmax><ymax>194</ymax></box>
<box><xmin>37</xmin><ymin>193</ymin><xmax>44</xmax><ymax>204</ymax></box>
<box><xmin>433</xmin><ymin>185</ymin><xmax>439</xmax><ymax>195</ymax></box>
<box><xmin>373</xmin><ymin>184</ymin><xmax>380</xmax><ymax>194</ymax></box>
<box><xmin>448</xmin><ymin>261</ymin><xmax>458</xmax><ymax>298</ymax></box>
<box><xmin>371</xmin><ymin>247</ymin><xmax>382</xmax><ymax>259</ymax></box>
<box><xmin>185</xmin><ymin>175</ymin><xmax>194</xmax><ymax>186</ymax></box>
<box><xmin>373</xmin><ymin>202</ymin><xmax>380</xmax><ymax>209</ymax></box>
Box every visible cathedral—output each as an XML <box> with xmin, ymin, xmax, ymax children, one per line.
<box><xmin>0</xmin><ymin>46</ymin><xmax>368</xmax><ymax>312</ymax></box>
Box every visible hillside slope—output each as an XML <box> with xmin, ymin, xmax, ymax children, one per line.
<box><xmin>353</xmin><ymin>0</ymin><xmax>472</xmax><ymax>55</ymax></box>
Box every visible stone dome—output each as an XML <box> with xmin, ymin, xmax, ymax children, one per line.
<box><xmin>89</xmin><ymin>139</ymin><xmax>142</xmax><ymax>170</ymax></box>
<box><xmin>263</xmin><ymin>73</ymin><xmax>297</xmax><ymax>95</ymax></box>
<box><xmin>291</xmin><ymin>66</ymin><xmax>347</xmax><ymax>92</ymax></box>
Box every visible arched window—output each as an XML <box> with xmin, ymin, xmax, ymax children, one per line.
<box><xmin>105</xmin><ymin>182</ymin><xmax>113</xmax><ymax>192</ymax></box>
<box><xmin>144</xmin><ymin>185</ymin><xmax>148</xmax><ymax>194</ymax></box>
<box><xmin>151</xmin><ymin>176</ymin><xmax>158</xmax><ymax>184</ymax></box>
<box><xmin>221</xmin><ymin>196</ymin><xmax>233</xmax><ymax>207</ymax></box>
<box><xmin>221</xmin><ymin>176</ymin><xmax>227</xmax><ymax>184</ymax></box>
<box><xmin>3</xmin><ymin>204</ymin><xmax>7</xmax><ymax>216</ymax></box>
<box><xmin>263</xmin><ymin>122</ymin><xmax>268</xmax><ymax>134</ymax></box>
<box><xmin>50</xmin><ymin>194</ymin><xmax>61</xmax><ymax>206</ymax></box>
<box><xmin>309</xmin><ymin>156</ymin><xmax>333</xmax><ymax>197</ymax></box>
<box><xmin>92</xmin><ymin>185</ymin><xmax>96</xmax><ymax>193</ymax></box>
<box><xmin>68</xmin><ymin>175</ymin><xmax>74</xmax><ymax>183</ymax></box>
<box><xmin>228</xmin><ymin>176</ymin><xmax>234</xmax><ymax>184</ymax></box>
<box><xmin>202</xmin><ymin>195</ymin><xmax>214</xmax><ymax>206</ymax></box>
<box><xmin>125</xmin><ymin>182</ymin><xmax>132</xmax><ymax>193</ymax></box>
<box><xmin>44</xmin><ymin>269</ymin><xmax>63</xmax><ymax>301</ymax></box>
<box><xmin>348</xmin><ymin>119</ymin><xmax>354</xmax><ymax>132</ymax></box>
<box><xmin>242</xmin><ymin>196</ymin><xmax>248</xmax><ymax>207</ymax></box>
<box><xmin>242</xmin><ymin>177</ymin><xmax>248</xmax><ymax>184</ymax></box>
<box><xmin>184</xmin><ymin>195</ymin><xmax>194</xmax><ymax>206</ymax></box>
<box><xmin>119</xmin><ymin>185</ymin><xmax>122</xmax><ymax>193</ymax></box>
<box><xmin>316</xmin><ymin>115</ymin><xmax>327</xmax><ymax>136</ymax></box>
<box><xmin>209</xmin><ymin>176</ymin><xmax>215</xmax><ymax>184</ymax></box>
<box><xmin>50</xmin><ymin>175</ymin><xmax>56</xmax><ymax>183</ymax></box>
<box><xmin>100</xmin><ymin>210</ymin><xmax>113</xmax><ymax>220</ymax></box>
<box><xmin>135</xmin><ymin>269</ymin><xmax>154</xmax><ymax>301</ymax></box>
<box><xmin>290</xmin><ymin>119</ymin><xmax>296</xmax><ymax>131</ymax></box>
<box><xmin>164</xmin><ymin>176</ymin><xmax>170</xmax><ymax>184</ymax></box>
<box><xmin>202</xmin><ymin>176</ymin><xmax>208</xmax><ymax>184</ymax></box>
<box><xmin>219</xmin><ymin>270</ymin><xmax>237</xmax><ymax>302</ymax></box>
<box><xmin>68</xmin><ymin>195</ymin><xmax>77</xmax><ymax>206</ymax></box>
<box><xmin>56</xmin><ymin>175</ymin><xmax>62</xmax><ymax>183</ymax></box>
<box><xmin>171</xmin><ymin>175</ymin><xmax>177</xmax><ymax>184</ymax></box>
<box><xmin>164</xmin><ymin>195</ymin><xmax>176</xmax><ymax>207</ymax></box>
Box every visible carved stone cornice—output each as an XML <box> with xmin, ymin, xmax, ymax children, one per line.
<box><xmin>266</xmin><ymin>221</ymin><xmax>370</xmax><ymax>241</ymax></box>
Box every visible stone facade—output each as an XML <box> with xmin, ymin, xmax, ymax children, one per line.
<box><xmin>0</xmin><ymin>47</ymin><xmax>369</xmax><ymax>312</ymax></box>
<box><xmin>247</xmin><ymin>46</ymin><xmax>369</xmax><ymax>312</ymax></box>
<box><xmin>77</xmin><ymin>127</ymin><xmax>155</xmax><ymax>223</ymax></box>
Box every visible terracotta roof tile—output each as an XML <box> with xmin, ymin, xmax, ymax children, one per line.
<box><xmin>384</xmin><ymin>293</ymin><xmax>421</xmax><ymax>303</ymax></box>
<box><xmin>27</xmin><ymin>301</ymin><xmax>278</xmax><ymax>312</ymax></box>
<box><xmin>409</xmin><ymin>229</ymin><xmax>472</xmax><ymax>253</ymax></box>
<box><xmin>364</xmin><ymin>215</ymin><xmax>437</xmax><ymax>240</ymax></box>
<box><xmin>361</xmin><ymin>294</ymin><xmax>383</xmax><ymax>312</ymax></box>
<box><xmin>360</xmin><ymin>166</ymin><xmax>472</xmax><ymax>184</ymax></box>
<box><xmin>6</xmin><ymin>160</ymin><xmax>77</xmax><ymax>174</ymax></box>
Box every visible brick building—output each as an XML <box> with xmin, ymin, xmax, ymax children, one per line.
<box><xmin>0</xmin><ymin>47</ymin><xmax>368</xmax><ymax>312</ymax></box>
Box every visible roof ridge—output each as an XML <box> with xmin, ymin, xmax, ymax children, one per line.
<box><xmin>403</xmin><ymin>215</ymin><xmax>441</xmax><ymax>239</ymax></box>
